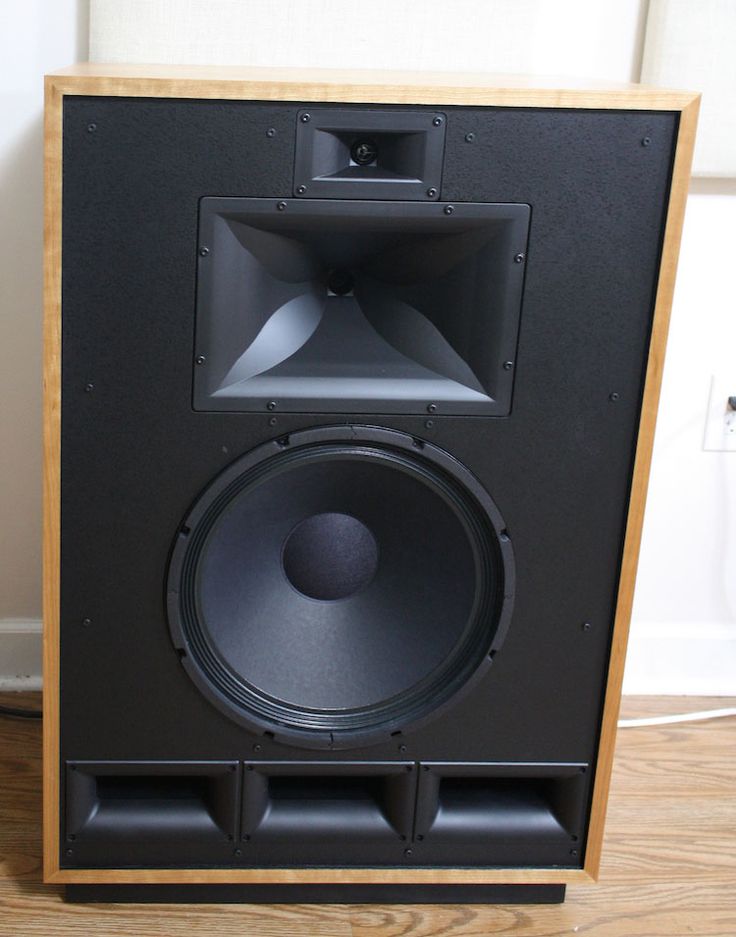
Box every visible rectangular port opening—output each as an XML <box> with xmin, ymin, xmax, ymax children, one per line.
<box><xmin>416</xmin><ymin>764</ymin><xmax>587</xmax><ymax>846</ymax></box>
<box><xmin>242</xmin><ymin>762</ymin><xmax>414</xmax><ymax>843</ymax></box>
<box><xmin>65</xmin><ymin>762</ymin><xmax>238</xmax><ymax>845</ymax></box>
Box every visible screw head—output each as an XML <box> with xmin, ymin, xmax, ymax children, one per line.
<box><xmin>81</xmin><ymin>618</ymin><xmax>91</xmax><ymax>627</ymax></box>
<box><xmin>86</xmin><ymin>123</ymin><xmax>97</xmax><ymax>133</ymax></box>
<box><xmin>570</xmin><ymin>849</ymin><xmax>578</xmax><ymax>857</ymax></box>
<box><xmin>609</xmin><ymin>392</ymin><xmax>620</xmax><ymax>402</ymax></box>
<box><xmin>234</xmin><ymin>848</ymin><xmax>242</xmax><ymax>856</ymax></box>
<box><xmin>266</xmin><ymin>128</ymin><xmax>276</xmax><ymax>138</ymax></box>
<box><xmin>195</xmin><ymin>355</ymin><xmax>206</xmax><ymax>366</ymax></box>
<box><xmin>267</xmin><ymin>401</ymin><xmax>277</xmax><ymax>411</ymax></box>
<box><xmin>514</xmin><ymin>253</ymin><xmax>525</xmax><ymax>264</ymax></box>
<box><xmin>427</xmin><ymin>403</ymin><xmax>437</xmax><ymax>413</ymax></box>
<box><xmin>426</xmin><ymin>187</ymin><xmax>437</xmax><ymax>198</ymax></box>
<box><xmin>66</xmin><ymin>849</ymin><xmax>74</xmax><ymax>857</ymax></box>
<box><xmin>503</xmin><ymin>360</ymin><xmax>514</xmax><ymax>371</ymax></box>
<box><xmin>398</xmin><ymin>744</ymin><xmax>407</xmax><ymax>753</ymax></box>
<box><xmin>404</xmin><ymin>848</ymin><xmax>413</xmax><ymax>857</ymax></box>
<box><xmin>301</xmin><ymin>113</ymin><xmax>311</xmax><ymax>123</ymax></box>
<box><xmin>432</xmin><ymin>116</ymin><xmax>443</xmax><ymax>127</ymax></box>
<box><xmin>268</xmin><ymin>416</ymin><xmax>277</xmax><ymax>426</ymax></box>
<box><xmin>443</xmin><ymin>205</ymin><xmax>454</xmax><ymax>215</ymax></box>
<box><xmin>277</xmin><ymin>201</ymin><xmax>287</xmax><ymax>211</ymax></box>
<box><xmin>424</xmin><ymin>419</ymin><xmax>434</xmax><ymax>429</ymax></box>
<box><xmin>253</xmin><ymin>743</ymin><xmax>262</xmax><ymax>753</ymax></box>
<box><xmin>582</xmin><ymin>622</ymin><xmax>592</xmax><ymax>632</ymax></box>
<box><xmin>464</xmin><ymin>132</ymin><xmax>475</xmax><ymax>143</ymax></box>
<box><xmin>296</xmin><ymin>184</ymin><xmax>307</xmax><ymax>195</ymax></box>
<box><xmin>84</xmin><ymin>383</ymin><xmax>94</xmax><ymax>393</ymax></box>
<box><xmin>199</xmin><ymin>247</ymin><xmax>209</xmax><ymax>257</ymax></box>
<box><xmin>641</xmin><ymin>136</ymin><xmax>651</xmax><ymax>147</ymax></box>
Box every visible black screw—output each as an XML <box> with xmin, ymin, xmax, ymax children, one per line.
<box><xmin>296</xmin><ymin>184</ymin><xmax>307</xmax><ymax>195</ymax></box>
<box><xmin>503</xmin><ymin>360</ymin><xmax>514</xmax><ymax>371</ymax></box>
<box><xmin>427</xmin><ymin>403</ymin><xmax>437</xmax><ymax>413</ymax></box>
<box><xmin>425</xmin><ymin>420</ymin><xmax>434</xmax><ymax>429</ymax></box>
<box><xmin>268</xmin><ymin>417</ymin><xmax>277</xmax><ymax>427</ymax></box>
<box><xmin>199</xmin><ymin>247</ymin><xmax>209</xmax><ymax>257</ymax></box>
<box><xmin>443</xmin><ymin>205</ymin><xmax>454</xmax><ymax>215</ymax></box>
<box><xmin>582</xmin><ymin>622</ymin><xmax>592</xmax><ymax>632</ymax></box>
<box><xmin>66</xmin><ymin>849</ymin><xmax>73</xmax><ymax>857</ymax></box>
<box><xmin>253</xmin><ymin>743</ymin><xmax>262</xmax><ymax>753</ymax></box>
<box><xmin>195</xmin><ymin>355</ymin><xmax>206</xmax><ymax>366</ymax></box>
<box><xmin>67</xmin><ymin>834</ymin><xmax>76</xmax><ymax>841</ymax></box>
<box><xmin>266</xmin><ymin>128</ymin><xmax>276</xmax><ymax>138</ymax></box>
<box><xmin>84</xmin><ymin>383</ymin><xmax>94</xmax><ymax>393</ymax></box>
<box><xmin>464</xmin><ymin>132</ymin><xmax>475</xmax><ymax>143</ymax></box>
<box><xmin>398</xmin><ymin>744</ymin><xmax>407</xmax><ymax>753</ymax></box>
<box><xmin>641</xmin><ymin>136</ymin><xmax>651</xmax><ymax>147</ymax></box>
<box><xmin>514</xmin><ymin>253</ymin><xmax>525</xmax><ymax>264</ymax></box>
<box><xmin>404</xmin><ymin>848</ymin><xmax>413</xmax><ymax>857</ymax></box>
<box><xmin>267</xmin><ymin>401</ymin><xmax>277</xmax><ymax>411</ymax></box>
<box><xmin>417</xmin><ymin>834</ymin><xmax>424</xmax><ymax>841</ymax></box>
<box><xmin>426</xmin><ymin>187</ymin><xmax>437</xmax><ymax>198</ymax></box>
<box><xmin>86</xmin><ymin>123</ymin><xmax>96</xmax><ymax>133</ymax></box>
<box><xmin>609</xmin><ymin>392</ymin><xmax>620</xmax><ymax>402</ymax></box>
<box><xmin>277</xmin><ymin>201</ymin><xmax>287</xmax><ymax>211</ymax></box>
<box><xmin>243</xmin><ymin>834</ymin><xmax>251</xmax><ymax>841</ymax></box>
<box><xmin>81</xmin><ymin>618</ymin><xmax>91</xmax><ymax>627</ymax></box>
<box><xmin>570</xmin><ymin>849</ymin><xmax>578</xmax><ymax>857</ymax></box>
<box><xmin>234</xmin><ymin>848</ymin><xmax>242</xmax><ymax>856</ymax></box>
<box><xmin>432</xmin><ymin>116</ymin><xmax>443</xmax><ymax>127</ymax></box>
<box><xmin>301</xmin><ymin>113</ymin><xmax>311</xmax><ymax>123</ymax></box>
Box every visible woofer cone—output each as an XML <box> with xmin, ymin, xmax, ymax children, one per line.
<box><xmin>167</xmin><ymin>425</ymin><xmax>514</xmax><ymax>749</ymax></box>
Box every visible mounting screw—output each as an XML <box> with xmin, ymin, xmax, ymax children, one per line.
<box><xmin>443</xmin><ymin>205</ymin><xmax>454</xmax><ymax>215</ymax></box>
<box><xmin>503</xmin><ymin>360</ymin><xmax>514</xmax><ymax>371</ymax></box>
<box><xmin>84</xmin><ymin>383</ymin><xmax>94</xmax><ymax>393</ymax></box>
<box><xmin>432</xmin><ymin>116</ymin><xmax>443</xmax><ymax>127</ymax></box>
<box><xmin>301</xmin><ymin>113</ymin><xmax>311</xmax><ymax>123</ymax></box>
<box><xmin>417</xmin><ymin>834</ymin><xmax>424</xmax><ymax>841</ymax></box>
<box><xmin>514</xmin><ymin>253</ymin><xmax>525</xmax><ymax>264</ymax></box>
<box><xmin>464</xmin><ymin>132</ymin><xmax>475</xmax><ymax>143</ymax></box>
<box><xmin>234</xmin><ymin>848</ymin><xmax>242</xmax><ymax>856</ymax></box>
<box><xmin>570</xmin><ymin>849</ymin><xmax>578</xmax><ymax>857</ymax></box>
<box><xmin>242</xmin><ymin>834</ymin><xmax>251</xmax><ymax>841</ymax></box>
<box><xmin>296</xmin><ymin>184</ymin><xmax>307</xmax><ymax>195</ymax></box>
<box><xmin>195</xmin><ymin>355</ymin><xmax>206</xmax><ymax>366</ymax></box>
<box><xmin>277</xmin><ymin>201</ymin><xmax>287</xmax><ymax>211</ymax></box>
<box><xmin>86</xmin><ymin>123</ymin><xmax>97</xmax><ymax>133</ymax></box>
<box><xmin>582</xmin><ymin>622</ymin><xmax>592</xmax><ymax>632</ymax></box>
<box><xmin>81</xmin><ymin>618</ymin><xmax>91</xmax><ymax>627</ymax></box>
<box><xmin>404</xmin><ymin>848</ymin><xmax>413</xmax><ymax>857</ymax></box>
<box><xmin>266</xmin><ymin>128</ymin><xmax>276</xmax><ymax>138</ymax></box>
<box><xmin>66</xmin><ymin>849</ymin><xmax>73</xmax><ymax>857</ymax></box>
<box><xmin>641</xmin><ymin>136</ymin><xmax>651</xmax><ymax>147</ymax></box>
<box><xmin>424</xmin><ymin>419</ymin><xmax>434</xmax><ymax>429</ymax></box>
<box><xmin>426</xmin><ymin>187</ymin><xmax>437</xmax><ymax>198</ymax></box>
<box><xmin>199</xmin><ymin>247</ymin><xmax>209</xmax><ymax>257</ymax></box>
<box><xmin>268</xmin><ymin>417</ymin><xmax>277</xmax><ymax>426</ymax></box>
<box><xmin>267</xmin><ymin>401</ymin><xmax>277</xmax><ymax>411</ymax></box>
<box><xmin>609</xmin><ymin>392</ymin><xmax>620</xmax><ymax>402</ymax></box>
<box><xmin>253</xmin><ymin>743</ymin><xmax>262</xmax><ymax>753</ymax></box>
<box><xmin>398</xmin><ymin>744</ymin><xmax>407</xmax><ymax>753</ymax></box>
<box><xmin>67</xmin><ymin>834</ymin><xmax>76</xmax><ymax>842</ymax></box>
<box><xmin>427</xmin><ymin>403</ymin><xmax>437</xmax><ymax>413</ymax></box>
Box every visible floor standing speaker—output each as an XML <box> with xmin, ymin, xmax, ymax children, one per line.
<box><xmin>43</xmin><ymin>65</ymin><xmax>699</xmax><ymax>903</ymax></box>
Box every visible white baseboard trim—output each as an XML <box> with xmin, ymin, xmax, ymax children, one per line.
<box><xmin>623</xmin><ymin>620</ymin><xmax>736</xmax><ymax>695</ymax></box>
<box><xmin>0</xmin><ymin>619</ymin><xmax>42</xmax><ymax>691</ymax></box>
<box><xmin>1</xmin><ymin>617</ymin><xmax>734</xmax><ymax>696</ymax></box>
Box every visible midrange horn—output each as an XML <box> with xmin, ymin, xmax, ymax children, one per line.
<box><xmin>167</xmin><ymin>425</ymin><xmax>514</xmax><ymax>748</ymax></box>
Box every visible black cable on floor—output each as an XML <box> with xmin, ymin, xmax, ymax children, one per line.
<box><xmin>0</xmin><ymin>703</ymin><xmax>42</xmax><ymax>720</ymax></box>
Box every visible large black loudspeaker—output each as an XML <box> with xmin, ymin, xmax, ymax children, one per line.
<box><xmin>43</xmin><ymin>66</ymin><xmax>699</xmax><ymax>903</ymax></box>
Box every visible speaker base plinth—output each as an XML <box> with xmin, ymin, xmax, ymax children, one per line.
<box><xmin>65</xmin><ymin>883</ymin><xmax>566</xmax><ymax>904</ymax></box>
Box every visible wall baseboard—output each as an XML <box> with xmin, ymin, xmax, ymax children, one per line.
<box><xmin>623</xmin><ymin>620</ymin><xmax>736</xmax><ymax>695</ymax></box>
<box><xmin>1</xmin><ymin>618</ymin><xmax>734</xmax><ymax>695</ymax></box>
<box><xmin>0</xmin><ymin>619</ymin><xmax>42</xmax><ymax>690</ymax></box>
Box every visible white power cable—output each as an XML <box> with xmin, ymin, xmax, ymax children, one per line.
<box><xmin>618</xmin><ymin>707</ymin><xmax>736</xmax><ymax>728</ymax></box>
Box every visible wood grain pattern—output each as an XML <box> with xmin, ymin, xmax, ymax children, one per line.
<box><xmin>4</xmin><ymin>694</ymin><xmax>734</xmax><ymax>936</ymax></box>
<box><xmin>42</xmin><ymin>67</ymin><xmax>700</xmax><ymax>887</ymax></box>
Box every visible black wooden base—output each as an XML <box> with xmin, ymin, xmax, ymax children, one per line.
<box><xmin>65</xmin><ymin>883</ymin><xmax>566</xmax><ymax>904</ymax></box>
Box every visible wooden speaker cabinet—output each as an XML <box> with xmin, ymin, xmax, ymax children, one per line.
<box><xmin>43</xmin><ymin>65</ymin><xmax>698</xmax><ymax>903</ymax></box>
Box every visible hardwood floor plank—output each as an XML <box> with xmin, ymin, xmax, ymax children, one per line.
<box><xmin>0</xmin><ymin>693</ymin><xmax>734</xmax><ymax>936</ymax></box>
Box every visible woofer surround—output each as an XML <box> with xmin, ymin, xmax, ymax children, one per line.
<box><xmin>167</xmin><ymin>425</ymin><xmax>514</xmax><ymax>748</ymax></box>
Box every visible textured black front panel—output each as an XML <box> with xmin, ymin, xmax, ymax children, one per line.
<box><xmin>60</xmin><ymin>97</ymin><xmax>677</xmax><ymax>869</ymax></box>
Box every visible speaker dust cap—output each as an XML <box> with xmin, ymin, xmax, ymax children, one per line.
<box><xmin>167</xmin><ymin>426</ymin><xmax>514</xmax><ymax>749</ymax></box>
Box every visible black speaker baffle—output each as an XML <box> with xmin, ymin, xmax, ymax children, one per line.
<box><xmin>167</xmin><ymin>425</ymin><xmax>515</xmax><ymax>748</ymax></box>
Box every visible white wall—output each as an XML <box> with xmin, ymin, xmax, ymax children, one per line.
<box><xmin>0</xmin><ymin>0</ymin><xmax>88</xmax><ymax>686</ymax></box>
<box><xmin>1</xmin><ymin>0</ymin><xmax>734</xmax><ymax>694</ymax></box>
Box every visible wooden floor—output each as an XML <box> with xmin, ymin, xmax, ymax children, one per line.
<box><xmin>0</xmin><ymin>694</ymin><xmax>734</xmax><ymax>936</ymax></box>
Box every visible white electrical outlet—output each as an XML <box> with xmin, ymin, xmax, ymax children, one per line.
<box><xmin>703</xmin><ymin>374</ymin><xmax>736</xmax><ymax>451</ymax></box>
